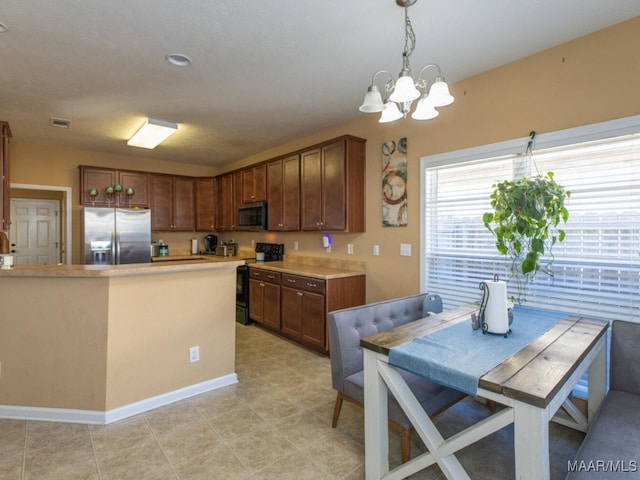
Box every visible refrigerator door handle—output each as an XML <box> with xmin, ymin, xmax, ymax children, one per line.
<box><xmin>112</xmin><ymin>232</ymin><xmax>120</xmax><ymax>265</ymax></box>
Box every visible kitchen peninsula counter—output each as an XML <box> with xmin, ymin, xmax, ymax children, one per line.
<box><xmin>0</xmin><ymin>257</ymin><xmax>245</xmax><ymax>277</ymax></box>
<box><xmin>0</xmin><ymin>260</ymin><xmax>240</xmax><ymax>424</ymax></box>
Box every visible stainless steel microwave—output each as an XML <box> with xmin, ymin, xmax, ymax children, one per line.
<box><xmin>237</xmin><ymin>202</ymin><xmax>267</xmax><ymax>231</ymax></box>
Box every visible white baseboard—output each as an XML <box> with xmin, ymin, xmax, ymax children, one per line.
<box><xmin>0</xmin><ymin>373</ymin><xmax>238</xmax><ymax>425</ymax></box>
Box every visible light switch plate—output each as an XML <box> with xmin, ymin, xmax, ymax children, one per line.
<box><xmin>400</xmin><ymin>243</ymin><xmax>412</xmax><ymax>256</ymax></box>
<box><xmin>373</xmin><ymin>245</ymin><xmax>380</xmax><ymax>256</ymax></box>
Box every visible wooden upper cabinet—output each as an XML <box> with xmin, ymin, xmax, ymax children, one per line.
<box><xmin>80</xmin><ymin>166</ymin><xmax>150</xmax><ymax>207</ymax></box>
<box><xmin>173</xmin><ymin>176</ymin><xmax>195</xmax><ymax>230</ymax></box>
<box><xmin>150</xmin><ymin>174</ymin><xmax>194</xmax><ymax>231</ymax></box>
<box><xmin>195</xmin><ymin>177</ymin><xmax>216</xmax><ymax>231</ymax></box>
<box><xmin>215</xmin><ymin>173</ymin><xmax>234</xmax><ymax>231</ymax></box>
<box><xmin>268</xmin><ymin>154</ymin><xmax>300</xmax><ymax>231</ymax></box>
<box><xmin>300</xmin><ymin>136</ymin><xmax>365</xmax><ymax>232</ymax></box>
<box><xmin>118</xmin><ymin>171</ymin><xmax>150</xmax><ymax>208</ymax></box>
<box><xmin>1</xmin><ymin>121</ymin><xmax>11</xmax><ymax>232</ymax></box>
<box><xmin>233</xmin><ymin>170</ymin><xmax>243</xmax><ymax>230</ymax></box>
<box><xmin>241</xmin><ymin>164</ymin><xmax>266</xmax><ymax>204</ymax></box>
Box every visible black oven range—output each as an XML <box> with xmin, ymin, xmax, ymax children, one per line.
<box><xmin>236</xmin><ymin>242</ymin><xmax>284</xmax><ymax>325</ymax></box>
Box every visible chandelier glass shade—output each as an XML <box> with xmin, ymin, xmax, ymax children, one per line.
<box><xmin>359</xmin><ymin>0</ymin><xmax>454</xmax><ymax>123</ymax></box>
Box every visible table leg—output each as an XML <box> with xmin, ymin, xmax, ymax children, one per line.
<box><xmin>514</xmin><ymin>402</ymin><xmax>550</xmax><ymax>480</ymax></box>
<box><xmin>587</xmin><ymin>336</ymin><xmax>607</xmax><ymax>423</ymax></box>
<box><xmin>364</xmin><ymin>348</ymin><xmax>389</xmax><ymax>479</ymax></box>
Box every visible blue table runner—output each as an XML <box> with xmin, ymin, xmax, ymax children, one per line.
<box><xmin>388</xmin><ymin>306</ymin><xmax>567</xmax><ymax>396</ymax></box>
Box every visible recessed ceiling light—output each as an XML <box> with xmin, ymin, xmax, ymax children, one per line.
<box><xmin>166</xmin><ymin>53</ymin><xmax>192</xmax><ymax>67</ymax></box>
<box><xmin>0</xmin><ymin>22</ymin><xmax>8</xmax><ymax>33</ymax></box>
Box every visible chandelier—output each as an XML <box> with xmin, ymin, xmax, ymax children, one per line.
<box><xmin>359</xmin><ymin>0</ymin><xmax>454</xmax><ymax>123</ymax></box>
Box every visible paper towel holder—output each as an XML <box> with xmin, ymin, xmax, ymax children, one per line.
<box><xmin>478</xmin><ymin>274</ymin><xmax>512</xmax><ymax>338</ymax></box>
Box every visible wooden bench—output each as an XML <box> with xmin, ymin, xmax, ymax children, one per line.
<box><xmin>566</xmin><ymin>320</ymin><xmax>640</xmax><ymax>479</ymax></box>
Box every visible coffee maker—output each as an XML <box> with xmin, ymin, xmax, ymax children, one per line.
<box><xmin>204</xmin><ymin>234</ymin><xmax>218</xmax><ymax>253</ymax></box>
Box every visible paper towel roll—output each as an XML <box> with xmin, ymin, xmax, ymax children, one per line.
<box><xmin>191</xmin><ymin>238</ymin><xmax>199</xmax><ymax>255</ymax></box>
<box><xmin>482</xmin><ymin>280</ymin><xmax>509</xmax><ymax>334</ymax></box>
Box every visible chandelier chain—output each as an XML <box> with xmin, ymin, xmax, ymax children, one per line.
<box><xmin>402</xmin><ymin>5</ymin><xmax>416</xmax><ymax>71</ymax></box>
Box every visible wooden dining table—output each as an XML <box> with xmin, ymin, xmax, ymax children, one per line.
<box><xmin>360</xmin><ymin>304</ymin><xmax>609</xmax><ymax>480</ymax></box>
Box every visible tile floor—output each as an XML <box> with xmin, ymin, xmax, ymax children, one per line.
<box><xmin>1</xmin><ymin>322</ymin><xmax>584</xmax><ymax>480</ymax></box>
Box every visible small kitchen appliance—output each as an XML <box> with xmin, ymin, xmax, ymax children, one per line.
<box><xmin>237</xmin><ymin>202</ymin><xmax>267</xmax><ymax>231</ymax></box>
<box><xmin>236</xmin><ymin>242</ymin><xmax>284</xmax><ymax>325</ymax></box>
<box><xmin>478</xmin><ymin>275</ymin><xmax>512</xmax><ymax>337</ymax></box>
<box><xmin>203</xmin><ymin>234</ymin><xmax>218</xmax><ymax>253</ymax></box>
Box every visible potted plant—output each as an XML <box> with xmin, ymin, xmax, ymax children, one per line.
<box><xmin>482</xmin><ymin>171</ymin><xmax>570</xmax><ymax>303</ymax></box>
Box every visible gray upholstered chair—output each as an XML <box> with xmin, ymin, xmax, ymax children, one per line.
<box><xmin>567</xmin><ymin>320</ymin><xmax>640</xmax><ymax>479</ymax></box>
<box><xmin>328</xmin><ymin>293</ymin><xmax>466</xmax><ymax>463</ymax></box>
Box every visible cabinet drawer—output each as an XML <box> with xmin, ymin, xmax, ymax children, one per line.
<box><xmin>249</xmin><ymin>268</ymin><xmax>281</xmax><ymax>284</ymax></box>
<box><xmin>281</xmin><ymin>273</ymin><xmax>325</xmax><ymax>294</ymax></box>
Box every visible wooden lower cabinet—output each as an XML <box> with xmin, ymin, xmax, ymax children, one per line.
<box><xmin>250</xmin><ymin>267</ymin><xmax>365</xmax><ymax>354</ymax></box>
<box><xmin>248</xmin><ymin>269</ymin><xmax>281</xmax><ymax>331</ymax></box>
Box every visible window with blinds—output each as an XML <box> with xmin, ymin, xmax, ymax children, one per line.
<box><xmin>423</xmin><ymin>127</ymin><xmax>640</xmax><ymax>321</ymax></box>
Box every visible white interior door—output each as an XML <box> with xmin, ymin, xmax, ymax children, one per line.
<box><xmin>9</xmin><ymin>198</ymin><xmax>60</xmax><ymax>265</ymax></box>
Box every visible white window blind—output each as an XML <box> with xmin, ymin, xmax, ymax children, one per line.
<box><xmin>423</xmin><ymin>130</ymin><xmax>640</xmax><ymax>321</ymax></box>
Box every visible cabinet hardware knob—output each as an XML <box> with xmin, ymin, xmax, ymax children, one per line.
<box><xmin>307</xmin><ymin>282</ymin><xmax>316</xmax><ymax>287</ymax></box>
<box><xmin>259</xmin><ymin>282</ymin><xmax>265</xmax><ymax>287</ymax></box>
<box><xmin>297</xmin><ymin>292</ymin><xmax>303</xmax><ymax>297</ymax></box>
<box><xmin>267</xmin><ymin>275</ymin><xmax>276</xmax><ymax>279</ymax></box>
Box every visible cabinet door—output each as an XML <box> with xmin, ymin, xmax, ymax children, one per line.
<box><xmin>267</xmin><ymin>160</ymin><xmax>284</xmax><ymax>230</ymax></box>
<box><xmin>195</xmin><ymin>177</ymin><xmax>215</xmax><ymax>231</ymax></box>
<box><xmin>215</xmin><ymin>174</ymin><xmax>233</xmax><ymax>231</ymax></box>
<box><xmin>300</xmin><ymin>148</ymin><xmax>323</xmax><ymax>230</ymax></box>
<box><xmin>150</xmin><ymin>175</ymin><xmax>173</xmax><ymax>230</ymax></box>
<box><xmin>267</xmin><ymin>156</ymin><xmax>299</xmax><ymax>231</ymax></box>
<box><xmin>232</xmin><ymin>171</ymin><xmax>243</xmax><ymax>230</ymax></box>
<box><xmin>1</xmin><ymin>122</ymin><xmax>10</xmax><ymax>231</ymax></box>
<box><xmin>321</xmin><ymin>140</ymin><xmax>346</xmax><ymax>230</ymax></box>
<box><xmin>300</xmin><ymin>291</ymin><xmax>326</xmax><ymax>350</ymax></box>
<box><xmin>118</xmin><ymin>171</ymin><xmax>150</xmax><ymax>208</ymax></box>
<box><xmin>262</xmin><ymin>282</ymin><xmax>281</xmax><ymax>330</ymax></box>
<box><xmin>80</xmin><ymin>166</ymin><xmax>117</xmax><ymax>206</ymax></box>
<box><xmin>242</xmin><ymin>164</ymin><xmax>266</xmax><ymax>203</ymax></box>
<box><xmin>249</xmin><ymin>278</ymin><xmax>265</xmax><ymax>323</ymax></box>
<box><xmin>282</xmin><ymin>154</ymin><xmax>300</xmax><ymax>230</ymax></box>
<box><xmin>281</xmin><ymin>287</ymin><xmax>302</xmax><ymax>339</ymax></box>
<box><xmin>173</xmin><ymin>177</ymin><xmax>195</xmax><ymax>231</ymax></box>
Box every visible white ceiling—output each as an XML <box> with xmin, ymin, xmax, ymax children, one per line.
<box><xmin>1</xmin><ymin>1</ymin><xmax>639</xmax><ymax>167</ymax></box>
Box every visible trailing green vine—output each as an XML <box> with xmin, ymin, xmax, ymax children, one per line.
<box><xmin>483</xmin><ymin>171</ymin><xmax>570</xmax><ymax>303</ymax></box>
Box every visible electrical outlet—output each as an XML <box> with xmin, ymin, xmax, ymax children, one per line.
<box><xmin>294</xmin><ymin>241</ymin><xmax>299</xmax><ymax>250</ymax></box>
<box><xmin>400</xmin><ymin>243</ymin><xmax>412</xmax><ymax>256</ymax></box>
<box><xmin>347</xmin><ymin>243</ymin><xmax>354</xmax><ymax>255</ymax></box>
<box><xmin>0</xmin><ymin>361</ymin><xmax>2</xmax><ymax>378</ymax></box>
<box><xmin>373</xmin><ymin>245</ymin><xmax>380</xmax><ymax>256</ymax></box>
<box><xmin>189</xmin><ymin>346</ymin><xmax>200</xmax><ymax>363</ymax></box>
<box><xmin>250</xmin><ymin>239</ymin><xmax>255</xmax><ymax>247</ymax></box>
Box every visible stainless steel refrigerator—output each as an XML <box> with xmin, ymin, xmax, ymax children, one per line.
<box><xmin>83</xmin><ymin>207</ymin><xmax>151</xmax><ymax>265</ymax></box>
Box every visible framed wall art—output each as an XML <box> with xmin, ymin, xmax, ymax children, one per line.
<box><xmin>382</xmin><ymin>137</ymin><xmax>407</xmax><ymax>227</ymax></box>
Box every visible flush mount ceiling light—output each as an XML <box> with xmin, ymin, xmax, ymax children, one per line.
<box><xmin>166</xmin><ymin>53</ymin><xmax>192</xmax><ymax>67</ymax></box>
<box><xmin>127</xmin><ymin>118</ymin><xmax>178</xmax><ymax>149</ymax></box>
<box><xmin>359</xmin><ymin>0</ymin><xmax>454</xmax><ymax>123</ymax></box>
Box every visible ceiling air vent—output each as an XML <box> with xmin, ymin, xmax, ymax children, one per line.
<box><xmin>49</xmin><ymin>117</ymin><xmax>71</xmax><ymax>129</ymax></box>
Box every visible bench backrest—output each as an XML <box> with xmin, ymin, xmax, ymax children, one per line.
<box><xmin>610</xmin><ymin>320</ymin><xmax>640</xmax><ymax>395</ymax></box>
<box><xmin>328</xmin><ymin>293</ymin><xmax>442</xmax><ymax>393</ymax></box>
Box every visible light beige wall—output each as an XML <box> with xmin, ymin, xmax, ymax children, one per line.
<box><xmin>0</xmin><ymin>267</ymin><xmax>236</xmax><ymax>412</ymax></box>
<box><xmin>0</xmin><ymin>277</ymin><xmax>110</xmax><ymax>409</ymax></box>
<box><xmin>105</xmin><ymin>269</ymin><xmax>236</xmax><ymax>410</ymax></box>
<box><xmin>8</xmin><ymin>17</ymin><xmax>640</xmax><ymax>302</ymax></box>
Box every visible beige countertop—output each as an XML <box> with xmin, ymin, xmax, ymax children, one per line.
<box><xmin>249</xmin><ymin>256</ymin><xmax>366</xmax><ymax>280</ymax></box>
<box><xmin>0</xmin><ymin>258</ymin><xmax>244</xmax><ymax>278</ymax></box>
